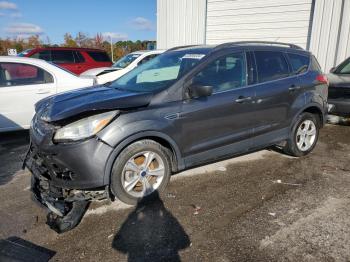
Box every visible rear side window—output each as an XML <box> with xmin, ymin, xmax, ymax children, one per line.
<box><xmin>0</xmin><ymin>62</ymin><xmax>54</xmax><ymax>87</ymax></box>
<box><xmin>287</xmin><ymin>53</ymin><xmax>310</xmax><ymax>75</ymax></box>
<box><xmin>87</xmin><ymin>51</ymin><xmax>111</xmax><ymax>62</ymax></box>
<box><xmin>73</xmin><ymin>51</ymin><xmax>85</xmax><ymax>63</ymax></box>
<box><xmin>52</xmin><ymin>50</ymin><xmax>75</xmax><ymax>63</ymax></box>
<box><xmin>255</xmin><ymin>51</ymin><xmax>290</xmax><ymax>83</ymax></box>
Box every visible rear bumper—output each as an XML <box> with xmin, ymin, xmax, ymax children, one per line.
<box><xmin>328</xmin><ymin>98</ymin><xmax>350</xmax><ymax>116</ymax></box>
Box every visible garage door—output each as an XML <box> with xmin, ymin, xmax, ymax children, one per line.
<box><xmin>206</xmin><ymin>0</ymin><xmax>313</xmax><ymax>49</ymax></box>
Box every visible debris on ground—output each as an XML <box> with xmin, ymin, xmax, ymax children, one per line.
<box><xmin>268</xmin><ymin>212</ymin><xmax>276</xmax><ymax>217</ymax></box>
<box><xmin>191</xmin><ymin>205</ymin><xmax>202</xmax><ymax>215</ymax></box>
<box><xmin>166</xmin><ymin>193</ymin><xmax>176</xmax><ymax>198</ymax></box>
<box><xmin>217</xmin><ymin>166</ymin><xmax>227</xmax><ymax>172</ymax></box>
<box><xmin>272</xmin><ymin>179</ymin><xmax>301</xmax><ymax>186</ymax></box>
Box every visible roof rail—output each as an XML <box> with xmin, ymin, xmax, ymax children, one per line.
<box><xmin>215</xmin><ymin>41</ymin><xmax>303</xmax><ymax>50</ymax></box>
<box><xmin>166</xmin><ymin>45</ymin><xmax>200</xmax><ymax>52</ymax></box>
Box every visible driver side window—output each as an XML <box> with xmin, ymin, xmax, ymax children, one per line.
<box><xmin>193</xmin><ymin>52</ymin><xmax>247</xmax><ymax>93</ymax></box>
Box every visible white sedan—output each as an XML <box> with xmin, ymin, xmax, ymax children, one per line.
<box><xmin>0</xmin><ymin>56</ymin><xmax>96</xmax><ymax>132</ymax></box>
<box><xmin>81</xmin><ymin>49</ymin><xmax>165</xmax><ymax>85</ymax></box>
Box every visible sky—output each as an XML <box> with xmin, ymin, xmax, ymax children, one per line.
<box><xmin>0</xmin><ymin>0</ymin><xmax>157</xmax><ymax>44</ymax></box>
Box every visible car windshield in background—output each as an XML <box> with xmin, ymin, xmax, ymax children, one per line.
<box><xmin>17</xmin><ymin>49</ymin><xmax>33</xmax><ymax>57</ymax></box>
<box><xmin>112</xmin><ymin>53</ymin><xmax>141</xmax><ymax>69</ymax></box>
<box><xmin>110</xmin><ymin>49</ymin><xmax>210</xmax><ymax>92</ymax></box>
<box><xmin>337</xmin><ymin>58</ymin><xmax>350</xmax><ymax>74</ymax></box>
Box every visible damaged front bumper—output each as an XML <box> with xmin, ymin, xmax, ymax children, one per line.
<box><xmin>24</xmin><ymin>144</ymin><xmax>109</xmax><ymax>233</ymax></box>
<box><xmin>23</xmin><ymin>121</ymin><xmax>114</xmax><ymax>233</ymax></box>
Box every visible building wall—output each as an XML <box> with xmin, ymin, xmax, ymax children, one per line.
<box><xmin>309</xmin><ymin>0</ymin><xmax>350</xmax><ymax>72</ymax></box>
<box><xmin>156</xmin><ymin>0</ymin><xmax>207</xmax><ymax>49</ymax></box>
<box><xmin>156</xmin><ymin>0</ymin><xmax>350</xmax><ymax>72</ymax></box>
<box><xmin>205</xmin><ymin>0</ymin><xmax>313</xmax><ymax>49</ymax></box>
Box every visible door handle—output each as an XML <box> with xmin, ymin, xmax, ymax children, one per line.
<box><xmin>235</xmin><ymin>96</ymin><xmax>252</xmax><ymax>103</ymax></box>
<box><xmin>289</xmin><ymin>85</ymin><xmax>301</xmax><ymax>92</ymax></box>
<box><xmin>36</xmin><ymin>89</ymin><xmax>50</xmax><ymax>94</ymax></box>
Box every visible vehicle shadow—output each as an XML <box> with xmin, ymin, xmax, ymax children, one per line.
<box><xmin>112</xmin><ymin>191</ymin><xmax>190</xmax><ymax>262</ymax></box>
<box><xmin>0</xmin><ymin>129</ymin><xmax>30</xmax><ymax>185</ymax></box>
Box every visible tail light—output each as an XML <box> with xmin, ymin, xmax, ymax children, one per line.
<box><xmin>316</xmin><ymin>74</ymin><xmax>329</xmax><ymax>85</ymax></box>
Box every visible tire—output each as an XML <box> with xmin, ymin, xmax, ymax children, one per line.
<box><xmin>110</xmin><ymin>139</ymin><xmax>172</xmax><ymax>205</ymax></box>
<box><xmin>283</xmin><ymin>112</ymin><xmax>320</xmax><ymax>157</ymax></box>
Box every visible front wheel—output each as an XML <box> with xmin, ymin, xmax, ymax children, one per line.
<box><xmin>283</xmin><ymin>112</ymin><xmax>320</xmax><ymax>157</ymax></box>
<box><xmin>111</xmin><ymin>140</ymin><xmax>172</xmax><ymax>205</ymax></box>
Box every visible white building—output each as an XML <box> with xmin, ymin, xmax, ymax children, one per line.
<box><xmin>157</xmin><ymin>0</ymin><xmax>350</xmax><ymax>72</ymax></box>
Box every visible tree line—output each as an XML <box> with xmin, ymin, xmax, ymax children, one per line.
<box><xmin>0</xmin><ymin>32</ymin><xmax>156</xmax><ymax>61</ymax></box>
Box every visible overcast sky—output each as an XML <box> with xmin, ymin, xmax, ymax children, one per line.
<box><xmin>0</xmin><ymin>0</ymin><xmax>156</xmax><ymax>43</ymax></box>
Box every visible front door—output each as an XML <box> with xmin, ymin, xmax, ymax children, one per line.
<box><xmin>0</xmin><ymin>62</ymin><xmax>56</xmax><ymax>131</ymax></box>
<box><xmin>179</xmin><ymin>51</ymin><xmax>256</xmax><ymax>166</ymax></box>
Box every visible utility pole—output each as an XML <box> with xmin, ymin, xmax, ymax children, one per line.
<box><xmin>110</xmin><ymin>35</ymin><xmax>114</xmax><ymax>62</ymax></box>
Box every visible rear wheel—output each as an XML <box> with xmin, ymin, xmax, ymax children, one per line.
<box><xmin>111</xmin><ymin>140</ymin><xmax>172</xmax><ymax>205</ymax></box>
<box><xmin>283</xmin><ymin>112</ymin><xmax>320</xmax><ymax>157</ymax></box>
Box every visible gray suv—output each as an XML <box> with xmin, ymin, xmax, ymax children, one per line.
<box><xmin>24</xmin><ymin>41</ymin><xmax>328</xmax><ymax>232</ymax></box>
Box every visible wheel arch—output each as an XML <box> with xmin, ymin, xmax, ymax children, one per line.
<box><xmin>291</xmin><ymin>103</ymin><xmax>325</xmax><ymax>131</ymax></box>
<box><xmin>103</xmin><ymin>131</ymin><xmax>184</xmax><ymax>186</ymax></box>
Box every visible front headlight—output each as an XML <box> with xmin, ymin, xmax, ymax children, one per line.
<box><xmin>53</xmin><ymin>111</ymin><xmax>117</xmax><ymax>142</ymax></box>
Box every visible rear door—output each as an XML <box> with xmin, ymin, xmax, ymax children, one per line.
<box><xmin>0</xmin><ymin>62</ymin><xmax>55</xmax><ymax>131</ymax></box>
<box><xmin>51</xmin><ymin>50</ymin><xmax>78</xmax><ymax>74</ymax></box>
<box><xmin>252</xmin><ymin>50</ymin><xmax>300</xmax><ymax>144</ymax></box>
<box><xmin>179</xmin><ymin>50</ymin><xmax>256</xmax><ymax>166</ymax></box>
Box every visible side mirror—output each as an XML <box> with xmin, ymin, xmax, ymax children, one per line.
<box><xmin>330</xmin><ymin>67</ymin><xmax>336</xmax><ymax>73</ymax></box>
<box><xmin>188</xmin><ymin>83</ymin><xmax>213</xmax><ymax>98</ymax></box>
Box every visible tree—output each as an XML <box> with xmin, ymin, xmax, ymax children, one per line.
<box><xmin>26</xmin><ymin>35</ymin><xmax>41</xmax><ymax>48</ymax></box>
<box><xmin>94</xmin><ymin>33</ymin><xmax>104</xmax><ymax>49</ymax></box>
<box><xmin>63</xmin><ymin>33</ymin><xmax>77</xmax><ymax>47</ymax></box>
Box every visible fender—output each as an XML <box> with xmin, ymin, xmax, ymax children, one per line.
<box><xmin>102</xmin><ymin>130</ymin><xmax>184</xmax><ymax>185</ymax></box>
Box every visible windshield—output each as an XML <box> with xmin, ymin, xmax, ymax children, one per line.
<box><xmin>110</xmin><ymin>49</ymin><xmax>210</xmax><ymax>92</ymax></box>
<box><xmin>112</xmin><ymin>53</ymin><xmax>141</xmax><ymax>69</ymax></box>
<box><xmin>18</xmin><ymin>49</ymin><xmax>33</xmax><ymax>57</ymax></box>
<box><xmin>337</xmin><ymin>58</ymin><xmax>350</xmax><ymax>74</ymax></box>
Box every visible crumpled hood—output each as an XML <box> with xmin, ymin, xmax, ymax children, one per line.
<box><xmin>35</xmin><ymin>86</ymin><xmax>153</xmax><ymax>122</ymax></box>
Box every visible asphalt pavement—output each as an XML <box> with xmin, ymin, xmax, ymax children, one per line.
<box><xmin>0</xmin><ymin>123</ymin><xmax>349</xmax><ymax>261</ymax></box>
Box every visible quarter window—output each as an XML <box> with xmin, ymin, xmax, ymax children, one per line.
<box><xmin>87</xmin><ymin>51</ymin><xmax>111</xmax><ymax>62</ymax></box>
<box><xmin>193</xmin><ymin>52</ymin><xmax>247</xmax><ymax>93</ymax></box>
<box><xmin>287</xmin><ymin>53</ymin><xmax>310</xmax><ymax>75</ymax></box>
<box><xmin>255</xmin><ymin>51</ymin><xmax>290</xmax><ymax>83</ymax></box>
<box><xmin>0</xmin><ymin>63</ymin><xmax>54</xmax><ymax>87</ymax></box>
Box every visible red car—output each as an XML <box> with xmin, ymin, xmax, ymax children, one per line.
<box><xmin>18</xmin><ymin>47</ymin><xmax>112</xmax><ymax>75</ymax></box>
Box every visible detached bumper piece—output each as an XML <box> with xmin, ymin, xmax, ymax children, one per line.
<box><xmin>30</xmin><ymin>172</ymin><xmax>90</xmax><ymax>234</ymax></box>
<box><xmin>24</xmin><ymin>144</ymin><xmax>107</xmax><ymax>233</ymax></box>
<box><xmin>328</xmin><ymin>98</ymin><xmax>350</xmax><ymax>117</ymax></box>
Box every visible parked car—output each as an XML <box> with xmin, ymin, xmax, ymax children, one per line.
<box><xmin>18</xmin><ymin>47</ymin><xmax>112</xmax><ymax>75</ymax></box>
<box><xmin>328</xmin><ymin>57</ymin><xmax>350</xmax><ymax>116</ymax></box>
<box><xmin>0</xmin><ymin>56</ymin><xmax>96</xmax><ymax>132</ymax></box>
<box><xmin>81</xmin><ymin>50</ymin><xmax>165</xmax><ymax>84</ymax></box>
<box><xmin>24</xmin><ymin>42</ymin><xmax>328</xmax><ymax>232</ymax></box>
